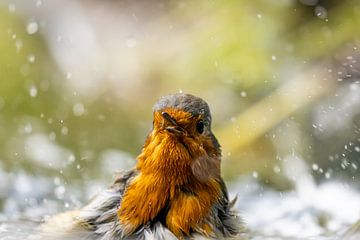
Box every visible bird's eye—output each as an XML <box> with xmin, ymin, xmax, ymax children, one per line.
<box><xmin>196</xmin><ymin>120</ymin><xmax>204</xmax><ymax>134</ymax></box>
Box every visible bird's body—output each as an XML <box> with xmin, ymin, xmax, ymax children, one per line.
<box><xmin>40</xmin><ymin>94</ymin><xmax>243</xmax><ymax>240</ymax></box>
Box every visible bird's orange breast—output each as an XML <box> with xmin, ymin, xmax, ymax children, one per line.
<box><xmin>117</xmin><ymin>125</ymin><xmax>222</xmax><ymax>237</ymax></box>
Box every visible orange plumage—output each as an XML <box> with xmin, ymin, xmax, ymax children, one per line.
<box><xmin>118</xmin><ymin>108</ymin><xmax>222</xmax><ymax>237</ymax></box>
<box><xmin>41</xmin><ymin>93</ymin><xmax>243</xmax><ymax>240</ymax></box>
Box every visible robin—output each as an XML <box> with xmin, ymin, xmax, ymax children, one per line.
<box><xmin>41</xmin><ymin>93</ymin><xmax>243</xmax><ymax>240</ymax></box>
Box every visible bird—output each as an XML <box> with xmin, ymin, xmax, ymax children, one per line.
<box><xmin>39</xmin><ymin>93</ymin><xmax>244</xmax><ymax>240</ymax></box>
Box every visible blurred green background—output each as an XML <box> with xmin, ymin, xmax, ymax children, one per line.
<box><xmin>0</xmin><ymin>0</ymin><xmax>360</xmax><ymax>216</ymax></box>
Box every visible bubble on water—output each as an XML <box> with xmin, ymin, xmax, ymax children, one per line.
<box><xmin>27</xmin><ymin>54</ymin><xmax>35</xmax><ymax>63</ymax></box>
<box><xmin>29</xmin><ymin>85</ymin><xmax>38</xmax><ymax>97</ymax></box>
<box><xmin>26</xmin><ymin>21</ymin><xmax>38</xmax><ymax>35</ymax></box>
<box><xmin>126</xmin><ymin>37</ymin><xmax>137</xmax><ymax>48</ymax></box>
<box><xmin>73</xmin><ymin>103</ymin><xmax>85</xmax><ymax>116</ymax></box>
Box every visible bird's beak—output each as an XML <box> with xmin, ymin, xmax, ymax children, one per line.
<box><xmin>161</xmin><ymin>112</ymin><xmax>185</xmax><ymax>135</ymax></box>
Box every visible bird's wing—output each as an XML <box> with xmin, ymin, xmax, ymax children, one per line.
<box><xmin>207</xmin><ymin>178</ymin><xmax>246</xmax><ymax>239</ymax></box>
<box><xmin>39</xmin><ymin>170</ymin><xmax>136</xmax><ymax>240</ymax></box>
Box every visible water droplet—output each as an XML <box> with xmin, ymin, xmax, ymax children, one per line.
<box><xmin>29</xmin><ymin>85</ymin><xmax>38</xmax><ymax>97</ymax></box>
<box><xmin>24</xmin><ymin>123</ymin><xmax>33</xmax><ymax>134</ymax></box>
<box><xmin>73</xmin><ymin>103</ymin><xmax>85</xmax><ymax>116</ymax></box>
<box><xmin>55</xmin><ymin>185</ymin><xmax>66</xmax><ymax>199</ymax></box>
<box><xmin>8</xmin><ymin>3</ymin><xmax>16</xmax><ymax>13</ymax></box>
<box><xmin>271</xmin><ymin>55</ymin><xmax>277</xmax><ymax>61</ymax></box>
<box><xmin>26</xmin><ymin>21</ymin><xmax>38</xmax><ymax>35</ymax></box>
<box><xmin>312</xmin><ymin>163</ymin><xmax>319</xmax><ymax>171</ymax></box>
<box><xmin>355</xmin><ymin>146</ymin><xmax>360</xmax><ymax>152</ymax></box>
<box><xmin>54</xmin><ymin>177</ymin><xmax>61</xmax><ymax>185</ymax></box>
<box><xmin>56</xmin><ymin>35</ymin><xmax>62</xmax><ymax>42</ymax></box>
<box><xmin>15</xmin><ymin>39</ymin><xmax>23</xmax><ymax>52</ymax></box>
<box><xmin>61</xmin><ymin>126</ymin><xmax>68</xmax><ymax>135</ymax></box>
<box><xmin>126</xmin><ymin>37</ymin><xmax>137</xmax><ymax>48</ymax></box>
<box><xmin>315</xmin><ymin>6</ymin><xmax>327</xmax><ymax>20</ymax></box>
<box><xmin>68</xmin><ymin>154</ymin><xmax>75</xmax><ymax>163</ymax></box>
<box><xmin>273</xmin><ymin>165</ymin><xmax>281</xmax><ymax>173</ymax></box>
<box><xmin>351</xmin><ymin>163</ymin><xmax>357</xmax><ymax>170</ymax></box>
<box><xmin>240</xmin><ymin>91</ymin><xmax>247</xmax><ymax>97</ymax></box>
<box><xmin>36</xmin><ymin>0</ymin><xmax>43</xmax><ymax>7</ymax></box>
<box><xmin>27</xmin><ymin>54</ymin><xmax>35</xmax><ymax>63</ymax></box>
<box><xmin>49</xmin><ymin>132</ymin><xmax>56</xmax><ymax>141</ymax></box>
<box><xmin>252</xmin><ymin>171</ymin><xmax>258</xmax><ymax>178</ymax></box>
<box><xmin>66</xmin><ymin>72</ymin><xmax>72</xmax><ymax>79</ymax></box>
<box><xmin>256</xmin><ymin>13</ymin><xmax>262</xmax><ymax>19</ymax></box>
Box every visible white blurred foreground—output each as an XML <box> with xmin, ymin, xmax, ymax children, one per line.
<box><xmin>0</xmin><ymin>172</ymin><xmax>359</xmax><ymax>240</ymax></box>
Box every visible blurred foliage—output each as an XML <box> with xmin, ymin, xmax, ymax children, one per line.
<box><xmin>0</xmin><ymin>0</ymin><xmax>359</xmax><ymax>194</ymax></box>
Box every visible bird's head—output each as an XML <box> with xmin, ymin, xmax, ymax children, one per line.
<box><xmin>137</xmin><ymin>93</ymin><xmax>221</xmax><ymax>181</ymax></box>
